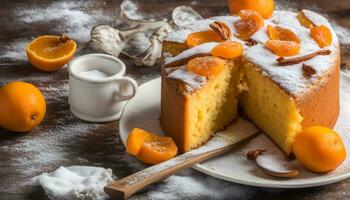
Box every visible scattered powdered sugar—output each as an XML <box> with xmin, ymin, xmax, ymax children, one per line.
<box><xmin>14</xmin><ymin>1</ymin><xmax>114</xmax><ymax>42</ymax></box>
<box><xmin>120</xmin><ymin>0</ymin><xmax>163</xmax><ymax>22</ymax></box>
<box><xmin>78</xmin><ymin>70</ymin><xmax>111</xmax><ymax>79</ymax></box>
<box><xmin>0</xmin><ymin>120</ymin><xmax>100</xmax><ymax>178</ymax></box>
<box><xmin>275</xmin><ymin>0</ymin><xmax>299</xmax><ymax>11</ymax></box>
<box><xmin>132</xmin><ymin>170</ymin><xmax>257</xmax><ymax>200</ymax></box>
<box><xmin>172</xmin><ymin>6</ymin><xmax>203</xmax><ymax>27</ymax></box>
<box><xmin>31</xmin><ymin>166</ymin><xmax>114</xmax><ymax>200</ymax></box>
<box><xmin>120</xmin><ymin>0</ymin><xmax>145</xmax><ymax>21</ymax></box>
<box><xmin>0</xmin><ymin>39</ymin><xmax>28</xmax><ymax>63</ymax></box>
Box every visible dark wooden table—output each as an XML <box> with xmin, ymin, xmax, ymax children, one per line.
<box><xmin>0</xmin><ymin>0</ymin><xmax>349</xmax><ymax>199</ymax></box>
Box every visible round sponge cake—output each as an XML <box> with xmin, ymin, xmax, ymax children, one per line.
<box><xmin>160</xmin><ymin>10</ymin><xmax>340</xmax><ymax>155</ymax></box>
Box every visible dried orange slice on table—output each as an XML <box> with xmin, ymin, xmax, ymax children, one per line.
<box><xmin>26</xmin><ymin>35</ymin><xmax>77</xmax><ymax>71</ymax></box>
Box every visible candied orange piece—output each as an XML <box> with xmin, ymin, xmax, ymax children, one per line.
<box><xmin>126</xmin><ymin>128</ymin><xmax>152</xmax><ymax>156</ymax></box>
<box><xmin>234</xmin><ymin>9</ymin><xmax>264</xmax><ymax>40</ymax></box>
<box><xmin>137</xmin><ymin>134</ymin><xmax>178</xmax><ymax>164</ymax></box>
<box><xmin>187</xmin><ymin>56</ymin><xmax>226</xmax><ymax>79</ymax></box>
<box><xmin>211</xmin><ymin>41</ymin><xmax>244</xmax><ymax>59</ymax></box>
<box><xmin>267</xmin><ymin>25</ymin><xmax>301</xmax><ymax>43</ymax></box>
<box><xmin>126</xmin><ymin>128</ymin><xmax>178</xmax><ymax>164</ymax></box>
<box><xmin>294</xmin><ymin>126</ymin><xmax>346</xmax><ymax>173</ymax></box>
<box><xmin>186</xmin><ymin>30</ymin><xmax>223</xmax><ymax>48</ymax></box>
<box><xmin>228</xmin><ymin>0</ymin><xmax>274</xmax><ymax>19</ymax></box>
<box><xmin>310</xmin><ymin>25</ymin><xmax>332</xmax><ymax>48</ymax></box>
<box><xmin>265</xmin><ymin>40</ymin><xmax>301</xmax><ymax>56</ymax></box>
<box><xmin>297</xmin><ymin>11</ymin><xmax>315</xmax><ymax>29</ymax></box>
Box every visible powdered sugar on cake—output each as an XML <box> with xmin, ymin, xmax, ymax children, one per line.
<box><xmin>165</xmin><ymin>42</ymin><xmax>218</xmax><ymax>65</ymax></box>
<box><xmin>246</xmin><ymin>10</ymin><xmax>338</xmax><ymax>95</ymax></box>
<box><xmin>163</xmin><ymin>10</ymin><xmax>339</xmax><ymax>96</ymax></box>
<box><xmin>167</xmin><ymin>66</ymin><xmax>206</xmax><ymax>93</ymax></box>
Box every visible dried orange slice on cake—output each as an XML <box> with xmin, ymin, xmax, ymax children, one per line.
<box><xmin>265</xmin><ymin>40</ymin><xmax>301</xmax><ymax>57</ymax></box>
<box><xmin>234</xmin><ymin>10</ymin><xmax>265</xmax><ymax>40</ymax></box>
<box><xmin>26</xmin><ymin>35</ymin><xmax>77</xmax><ymax>71</ymax></box>
<box><xmin>186</xmin><ymin>30</ymin><xmax>224</xmax><ymax>48</ymax></box>
<box><xmin>187</xmin><ymin>56</ymin><xmax>226</xmax><ymax>79</ymax></box>
<box><xmin>211</xmin><ymin>41</ymin><xmax>244</xmax><ymax>59</ymax></box>
<box><xmin>310</xmin><ymin>25</ymin><xmax>332</xmax><ymax>48</ymax></box>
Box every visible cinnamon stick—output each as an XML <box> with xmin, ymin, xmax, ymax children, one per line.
<box><xmin>276</xmin><ymin>49</ymin><xmax>331</xmax><ymax>66</ymax></box>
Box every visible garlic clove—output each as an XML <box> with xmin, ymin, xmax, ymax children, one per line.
<box><xmin>140</xmin><ymin>23</ymin><xmax>173</xmax><ymax>66</ymax></box>
<box><xmin>122</xmin><ymin>32</ymin><xmax>152</xmax><ymax>57</ymax></box>
<box><xmin>255</xmin><ymin>153</ymin><xmax>299</xmax><ymax>178</ymax></box>
<box><xmin>172</xmin><ymin>6</ymin><xmax>203</xmax><ymax>27</ymax></box>
<box><xmin>122</xmin><ymin>22</ymin><xmax>173</xmax><ymax>67</ymax></box>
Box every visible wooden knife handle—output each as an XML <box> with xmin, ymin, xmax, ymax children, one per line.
<box><xmin>104</xmin><ymin>145</ymin><xmax>231</xmax><ymax>199</ymax></box>
<box><xmin>104</xmin><ymin>133</ymin><xmax>256</xmax><ymax>199</ymax></box>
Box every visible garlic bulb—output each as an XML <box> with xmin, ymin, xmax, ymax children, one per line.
<box><xmin>89</xmin><ymin>25</ymin><xmax>125</xmax><ymax>57</ymax></box>
<box><xmin>89</xmin><ymin>21</ymin><xmax>168</xmax><ymax>59</ymax></box>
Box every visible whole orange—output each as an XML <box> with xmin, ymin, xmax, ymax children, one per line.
<box><xmin>0</xmin><ymin>82</ymin><xmax>46</xmax><ymax>132</ymax></box>
<box><xmin>293</xmin><ymin>126</ymin><xmax>346</xmax><ymax>173</ymax></box>
<box><xmin>228</xmin><ymin>0</ymin><xmax>274</xmax><ymax>19</ymax></box>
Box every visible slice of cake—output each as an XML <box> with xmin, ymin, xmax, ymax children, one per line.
<box><xmin>160</xmin><ymin>10</ymin><xmax>340</xmax><ymax>155</ymax></box>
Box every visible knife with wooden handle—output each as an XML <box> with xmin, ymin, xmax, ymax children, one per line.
<box><xmin>104</xmin><ymin>118</ymin><xmax>259</xmax><ymax>199</ymax></box>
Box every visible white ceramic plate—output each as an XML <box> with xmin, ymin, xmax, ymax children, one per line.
<box><xmin>119</xmin><ymin>73</ymin><xmax>350</xmax><ymax>188</ymax></box>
